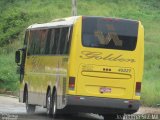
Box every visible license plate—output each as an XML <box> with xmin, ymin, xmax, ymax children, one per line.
<box><xmin>99</xmin><ymin>87</ymin><xmax>111</xmax><ymax>93</ymax></box>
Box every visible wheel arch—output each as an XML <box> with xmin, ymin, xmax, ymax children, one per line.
<box><xmin>52</xmin><ymin>86</ymin><xmax>57</xmax><ymax>97</ymax></box>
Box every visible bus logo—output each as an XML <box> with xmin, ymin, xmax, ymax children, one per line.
<box><xmin>80</xmin><ymin>51</ymin><xmax>136</xmax><ymax>63</ymax></box>
<box><xmin>95</xmin><ymin>31</ymin><xmax>123</xmax><ymax>47</ymax></box>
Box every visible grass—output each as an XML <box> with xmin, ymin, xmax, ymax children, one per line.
<box><xmin>141</xmin><ymin>20</ymin><xmax>160</xmax><ymax>107</ymax></box>
<box><xmin>0</xmin><ymin>53</ymin><xmax>18</xmax><ymax>92</ymax></box>
<box><xmin>0</xmin><ymin>0</ymin><xmax>160</xmax><ymax>106</ymax></box>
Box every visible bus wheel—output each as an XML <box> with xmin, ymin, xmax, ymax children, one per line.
<box><xmin>103</xmin><ymin>114</ymin><xmax>123</xmax><ymax>120</ymax></box>
<box><xmin>25</xmin><ymin>90</ymin><xmax>36</xmax><ymax>114</ymax></box>
<box><xmin>46</xmin><ymin>90</ymin><xmax>52</xmax><ymax>116</ymax></box>
<box><xmin>52</xmin><ymin>92</ymin><xmax>58</xmax><ymax>118</ymax></box>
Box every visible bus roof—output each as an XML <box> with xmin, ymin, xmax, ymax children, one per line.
<box><xmin>27</xmin><ymin>16</ymin><xmax>139</xmax><ymax>30</ymax></box>
<box><xmin>27</xmin><ymin>16</ymin><xmax>80</xmax><ymax>30</ymax></box>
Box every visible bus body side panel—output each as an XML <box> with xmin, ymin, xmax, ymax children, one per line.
<box><xmin>36</xmin><ymin>56</ymin><xmax>58</xmax><ymax>107</ymax></box>
<box><xmin>24</xmin><ymin>55</ymin><xmax>49</xmax><ymax>105</ymax></box>
<box><xmin>24</xmin><ymin>55</ymin><xmax>66</xmax><ymax>107</ymax></box>
<box><xmin>57</xmin><ymin>55</ymin><xmax>69</xmax><ymax>109</ymax></box>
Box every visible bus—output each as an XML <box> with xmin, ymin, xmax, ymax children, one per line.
<box><xmin>15</xmin><ymin>16</ymin><xmax>144</xmax><ymax>120</ymax></box>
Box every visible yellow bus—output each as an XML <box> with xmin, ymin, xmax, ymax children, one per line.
<box><xmin>15</xmin><ymin>16</ymin><xmax>144</xmax><ymax>120</ymax></box>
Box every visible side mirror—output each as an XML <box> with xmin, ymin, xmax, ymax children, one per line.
<box><xmin>15</xmin><ymin>50</ymin><xmax>21</xmax><ymax>64</ymax></box>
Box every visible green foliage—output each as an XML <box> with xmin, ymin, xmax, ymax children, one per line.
<box><xmin>141</xmin><ymin>20</ymin><xmax>160</xmax><ymax>107</ymax></box>
<box><xmin>0</xmin><ymin>10</ymin><xmax>29</xmax><ymax>46</ymax></box>
<box><xmin>0</xmin><ymin>0</ymin><xmax>160</xmax><ymax>106</ymax></box>
<box><xmin>0</xmin><ymin>0</ymin><xmax>71</xmax><ymax>47</ymax></box>
<box><xmin>0</xmin><ymin>53</ymin><xmax>19</xmax><ymax>91</ymax></box>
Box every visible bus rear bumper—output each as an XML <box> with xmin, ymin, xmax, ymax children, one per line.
<box><xmin>65</xmin><ymin>95</ymin><xmax>140</xmax><ymax>114</ymax></box>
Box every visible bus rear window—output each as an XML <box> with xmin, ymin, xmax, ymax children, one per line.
<box><xmin>82</xmin><ymin>17</ymin><xmax>138</xmax><ymax>51</ymax></box>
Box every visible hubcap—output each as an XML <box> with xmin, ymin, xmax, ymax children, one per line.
<box><xmin>53</xmin><ymin>95</ymin><xmax>57</xmax><ymax>115</ymax></box>
<box><xmin>47</xmin><ymin>95</ymin><xmax>51</xmax><ymax>114</ymax></box>
<box><xmin>53</xmin><ymin>98</ymin><xmax>56</xmax><ymax>114</ymax></box>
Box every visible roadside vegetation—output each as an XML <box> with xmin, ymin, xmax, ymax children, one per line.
<box><xmin>0</xmin><ymin>0</ymin><xmax>160</xmax><ymax>106</ymax></box>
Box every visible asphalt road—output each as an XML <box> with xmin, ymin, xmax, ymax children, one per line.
<box><xmin>0</xmin><ymin>95</ymin><xmax>103</xmax><ymax>120</ymax></box>
<box><xmin>1</xmin><ymin>95</ymin><xmax>160</xmax><ymax>120</ymax></box>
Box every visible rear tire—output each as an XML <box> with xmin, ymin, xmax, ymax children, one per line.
<box><xmin>52</xmin><ymin>92</ymin><xmax>58</xmax><ymax>118</ymax></box>
<box><xmin>25</xmin><ymin>90</ymin><xmax>36</xmax><ymax>114</ymax></box>
<box><xmin>46</xmin><ymin>90</ymin><xmax>52</xmax><ymax>116</ymax></box>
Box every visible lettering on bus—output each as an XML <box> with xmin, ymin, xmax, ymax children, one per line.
<box><xmin>80</xmin><ymin>51</ymin><xmax>136</xmax><ymax>63</ymax></box>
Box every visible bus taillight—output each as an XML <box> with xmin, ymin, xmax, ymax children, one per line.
<box><xmin>69</xmin><ymin>77</ymin><xmax>75</xmax><ymax>90</ymax></box>
<box><xmin>135</xmin><ymin>82</ymin><xmax>141</xmax><ymax>96</ymax></box>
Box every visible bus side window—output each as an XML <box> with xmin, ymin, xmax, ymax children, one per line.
<box><xmin>56</xmin><ymin>28</ymin><xmax>62</xmax><ymax>54</ymax></box>
<box><xmin>33</xmin><ymin>30</ymin><xmax>40</xmax><ymax>55</ymax></box>
<box><xmin>39</xmin><ymin>29</ymin><xmax>48</xmax><ymax>55</ymax></box>
<box><xmin>49</xmin><ymin>29</ymin><xmax>55</xmax><ymax>54</ymax></box>
<box><xmin>63</xmin><ymin>27</ymin><xmax>72</xmax><ymax>55</ymax></box>
<box><xmin>51</xmin><ymin>28</ymin><xmax>60</xmax><ymax>54</ymax></box>
<box><xmin>59</xmin><ymin>27</ymin><xmax>69</xmax><ymax>54</ymax></box>
<box><xmin>28</xmin><ymin>30</ymin><xmax>35</xmax><ymax>55</ymax></box>
<box><xmin>45</xmin><ymin>29</ymin><xmax>51</xmax><ymax>54</ymax></box>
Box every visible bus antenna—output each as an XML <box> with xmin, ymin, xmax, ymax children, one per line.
<box><xmin>72</xmin><ymin>0</ymin><xmax>77</xmax><ymax>16</ymax></box>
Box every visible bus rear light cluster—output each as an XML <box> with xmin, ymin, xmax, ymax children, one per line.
<box><xmin>135</xmin><ymin>82</ymin><xmax>141</xmax><ymax>96</ymax></box>
<box><xmin>69</xmin><ymin>77</ymin><xmax>75</xmax><ymax>90</ymax></box>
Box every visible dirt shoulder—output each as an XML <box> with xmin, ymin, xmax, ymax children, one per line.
<box><xmin>136</xmin><ymin>107</ymin><xmax>160</xmax><ymax>114</ymax></box>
